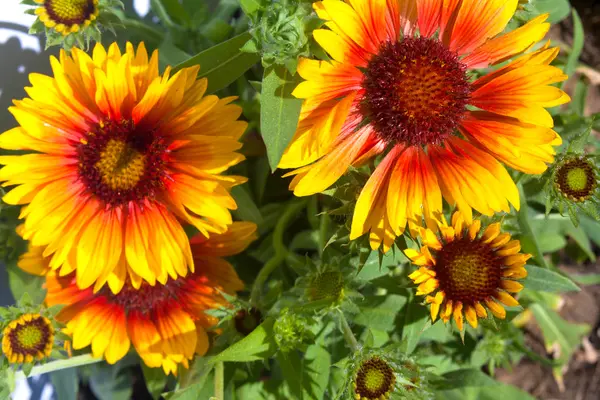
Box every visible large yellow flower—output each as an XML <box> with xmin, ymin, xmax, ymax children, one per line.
<box><xmin>23</xmin><ymin>222</ymin><xmax>256</xmax><ymax>374</ymax></box>
<box><xmin>406</xmin><ymin>212</ymin><xmax>529</xmax><ymax>330</ymax></box>
<box><xmin>0</xmin><ymin>42</ymin><xmax>247</xmax><ymax>293</ymax></box>
<box><xmin>279</xmin><ymin>0</ymin><xmax>569</xmax><ymax>251</ymax></box>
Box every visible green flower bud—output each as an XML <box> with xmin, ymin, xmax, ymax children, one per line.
<box><xmin>243</xmin><ymin>0</ymin><xmax>317</xmax><ymax>72</ymax></box>
<box><xmin>273</xmin><ymin>308</ymin><xmax>315</xmax><ymax>353</ymax></box>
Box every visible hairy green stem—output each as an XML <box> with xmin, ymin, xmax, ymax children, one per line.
<box><xmin>517</xmin><ymin>183</ymin><xmax>550</xmax><ymax>269</ymax></box>
<box><xmin>338</xmin><ymin>311</ymin><xmax>360</xmax><ymax>353</ymax></box>
<box><xmin>214</xmin><ymin>361</ymin><xmax>224</xmax><ymax>400</ymax></box>
<box><xmin>250</xmin><ymin>199</ymin><xmax>307</xmax><ymax>305</ymax></box>
<box><xmin>15</xmin><ymin>354</ymin><xmax>102</xmax><ymax>379</ymax></box>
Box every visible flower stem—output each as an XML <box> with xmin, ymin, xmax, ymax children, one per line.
<box><xmin>15</xmin><ymin>354</ymin><xmax>103</xmax><ymax>380</ymax></box>
<box><xmin>213</xmin><ymin>361</ymin><xmax>224</xmax><ymax>400</ymax></box>
<box><xmin>250</xmin><ymin>199</ymin><xmax>307</xmax><ymax>305</ymax></box>
<box><xmin>338</xmin><ymin>310</ymin><xmax>360</xmax><ymax>353</ymax></box>
<box><xmin>517</xmin><ymin>183</ymin><xmax>550</xmax><ymax>269</ymax></box>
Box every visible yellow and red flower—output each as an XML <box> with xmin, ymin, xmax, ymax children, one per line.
<box><xmin>0</xmin><ymin>42</ymin><xmax>247</xmax><ymax>293</ymax></box>
<box><xmin>21</xmin><ymin>222</ymin><xmax>256</xmax><ymax>374</ymax></box>
<box><xmin>280</xmin><ymin>0</ymin><xmax>568</xmax><ymax>251</ymax></box>
<box><xmin>406</xmin><ymin>212</ymin><xmax>529</xmax><ymax>330</ymax></box>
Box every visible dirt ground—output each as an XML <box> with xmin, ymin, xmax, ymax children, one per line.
<box><xmin>495</xmin><ymin>2</ymin><xmax>600</xmax><ymax>398</ymax></box>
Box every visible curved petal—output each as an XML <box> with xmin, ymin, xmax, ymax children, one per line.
<box><xmin>189</xmin><ymin>221</ymin><xmax>258</xmax><ymax>257</ymax></box>
<box><xmin>459</xmin><ymin>111</ymin><xmax>559</xmax><ymax>174</ymax></box>
<box><xmin>279</xmin><ymin>93</ymin><xmax>357</xmax><ymax>169</ymax></box>
<box><xmin>463</xmin><ymin>14</ymin><xmax>550</xmax><ymax>69</ymax></box>
<box><xmin>429</xmin><ymin>138</ymin><xmax>519</xmax><ymax>224</ymax></box>
<box><xmin>443</xmin><ymin>0</ymin><xmax>519</xmax><ymax>56</ymax></box>
<box><xmin>471</xmin><ymin>48</ymin><xmax>569</xmax><ymax>127</ymax></box>
<box><xmin>287</xmin><ymin>123</ymin><xmax>373</xmax><ymax>196</ymax></box>
<box><xmin>350</xmin><ymin>145</ymin><xmax>403</xmax><ymax>251</ymax></box>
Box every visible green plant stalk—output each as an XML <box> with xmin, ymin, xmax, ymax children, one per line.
<box><xmin>214</xmin><ymin>361</ymin><xmax>224</xmax><ymax>400</ymax></box>
<box><xmin>250</xmin><ymin>199</ymin><xmax>307</xmax><ymax>305</ymax></box>
<box><xmin>517</xmin><ymin>183</ymin><xmax>550</xmax><ymax>269</ymax></box>
<box><xmin>338</xmin><ymin>310</ymin><xmax>360</xmax><ymax>353</ymax></box>
<box><xmin>14</xmin><ymin>354</ymin><xmax>102</xmax><ymax>380</ymax></box>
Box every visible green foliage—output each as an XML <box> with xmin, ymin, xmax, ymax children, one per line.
<box><xmin>260</xmin><ymin>65</ymin><xmax>304</xmax><ymax>170</ymax></box>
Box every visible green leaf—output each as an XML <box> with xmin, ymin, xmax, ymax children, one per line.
<box><xmin>570</xmin><ymin>273</ymin><xmax>600</xmax><ymax>285</ymax></box>
<box><xmin>260</xmin><ymin>65</ymin><xmax>304</xmax><ymax>171</ymax></box>
<box><xmin>89</xmin><ymin>362</ymin><xmax>134</xmax><ymax>400</ymax></box>
<box><xmin>5</xmin><ymin>260</ymin><xmax>45</xmax><ymax>305</ymax></box>
<box><xmin>529</xmin><ymin>0</ymin><xmax>571</xmax><ymax>23</ymax></box>
<box><xmin>562</xmin><ymin>9</ymin><xmax>584</xmax><ymax>89</ymax></box>
<box><xmin>142</xmin><ymin>365</ymin><xmax>168</xmax><ymax>400</ymax></box>
<box><xmin>174</xmin><ymin>32</ymin><xmax>260</xmax><ymax>94</ymax></box>
<box><xmin>157</xmin><ymin>0</ymin><xmax>191</xmax><ymax>25</ymax></box>
<box><xmin>529</xmin><ymin>303</ymin><xmax>589</xmax><ymax>378</ymax></box>
<box><xmin>240</xmin><ymin>0</ymin><xmax>265</xmax><ymax>15</ymax></box>
<box><xmin>523</xmin><ymin>265</ymin><xmax>580</xmax><ymax>292</ymax></box>
<box><xmin>158</xmin><ymin>39</ymin><xmax>191</xmax><ymax>70</ymax></box>
<box><xmin>231</xmin><ymin>185</ymin><xmax>264</xmax><ymax>227</ymax></box>
<box><xmin>211</xmin><ymin>318</ymin><xmax>277</xmax><ymax>363</ymax></box>
<box><xmin>432</xmin><ymin>369</ymin><xmax>498</xmax><ymax>391</ymax></box>
<box><xmin>436</xmin><ymin>383</ymin><xmax>536</xmax><ymax>400</ymax></box>
<box><xmin>50</xmin><ymin>369</ymin><xmax>78</xmax><ymax>400</ymax></box>
<box><xmin>400</xmin><ymin>296</ymin><xmax>430</xmax><ymax>354</ymax></box>
<box><xmin>277</xmin><ymin>345</ymin><xmax>331</xmax><ymax>400</ymax></box>
<box><xmin>354</xmin><ymin>295</ymin><xmax>407</xmax><ymax>331</ymax></box>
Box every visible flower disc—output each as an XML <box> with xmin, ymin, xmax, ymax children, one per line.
<box><xmin>554</xmin><ymin>157</ymin><xmax>597</xmax><ymax>202</ymax></box>
<box><xmin>2</xmin><ymin>314</ymin><xmax>54</xmax><ymax>364</ymax></box>
<box><xmin>353</xmin><ymin>356</ymin><xmax>396</xmax><ymax>400</ymax></box>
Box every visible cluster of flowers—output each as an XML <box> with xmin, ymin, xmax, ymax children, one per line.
<box><xmin>1</xmin><ymin>0</ymin><xmax>599</xmax><ymax>397</ymax></box>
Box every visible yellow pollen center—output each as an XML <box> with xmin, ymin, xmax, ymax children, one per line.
<box><xmin>16</xmin><ymin>325</ymin><xmax>43</xmax><ymax>350</ymax></box>
<box><xmin>363</xmin><ymin>368</ymin><xmax>386</xmax><ymax>392</ymax></box>
<box><xmin>96</xmin><ymin>139</ymin><xmax>146</xmax><ymax>190</ymax></box>
<box><xmin>45</xmin><ymin>0</ymin><xmax>96</xmax><ymax>24</ymax></box>
<box><xmin>566</xmin><ymin>167</ymin><xmax>588</xmax><ymax>191</ymax></box>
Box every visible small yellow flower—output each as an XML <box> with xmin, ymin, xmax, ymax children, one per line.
<box><xmin>406</xmin><ymin>212</ymin><xmax>529</xmax><ymax>331</ymax></box>
<box><xmin>2</xmin><ymin>313</ymin><xmax>54</xmax><ymax>364</ymax></box>
<box><xmin>34</xmin><ymin>0</ymin><xmax>99</xmax><ymax>36</ymax></box>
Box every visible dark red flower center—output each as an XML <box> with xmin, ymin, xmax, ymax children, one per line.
<box><xmin>44</xmin><ymin>0</ymin><xmax>97</xmax><ymax>26</ymax></box>
<box><xmin>362</xmin><ymin>37</ymin><xmax>471</xmax><ymax>146</ymax></box>
<box><xmin>434</xmin><ymin>237</ymin><xmax>503</xmax><ymax>304</ymax></box>
<box><xmin>77</xmin><ymin>119</ymin><xmax>168</xmax><ymax>207</ymax></box>
<box><xmin>555</xmin><ymin>158</ymin><xmax>597</xmax><ymax>202</ymax></box>
<box><xmin>106</xmin><ymin>279</ymin><xmax>183</xmax><ymax>313</ymax></box>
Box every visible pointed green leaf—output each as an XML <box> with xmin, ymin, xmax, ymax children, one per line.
<box><xmin>142</xmin><ymin>365</ymin><xmax>168</xmax><ymax>400</ymax></box>
<box><xmin>260</xmin><ymin>65</ymin><xmax>303</xmax><ymax>171</ymax></box>
<box><xmin>174</xmin><ymin>32</ymin><xmax>260</xmax><ymax>94</ymax></box>
<box><xmin>523</xmin><ymin>265</ymin><xmax>580</xmax><ymax>292</ymax></box>
<box><xmin>210</xmin><ymin>318</ymin><xmax>277</xmax><ymax>363</ymax></box>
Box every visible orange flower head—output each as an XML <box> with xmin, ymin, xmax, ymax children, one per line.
<box><xmin>36</xmin><ymin>222</ymin><xmax>256</xmax><ymax>375</ymax></box>
<box><xmin>0</xmin><ymin>42</ymin><xmax>248</xmax><ymax>293</ymax></box>
<box><xmin>406</xmin><ymin>212</ymin><xmax>529</xmax><ymax>331</ymax></box>
<box><xmin>280</xmin><ymin>0</ymin><xmax>569</xmax><ymax>251</ymax></box>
